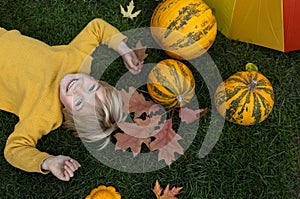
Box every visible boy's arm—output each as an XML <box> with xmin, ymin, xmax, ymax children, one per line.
<box><xmin>4</xmin><ymin>117</ymin><xmax>57</xmax><ymax>174</ymax></box>
<box><xmin>68</xmin><ymin>18</ymin><xmax>127</xmax><ymax>55</ymax></box>
<box><xmin>4</xmin><ymin>117</ymin><xmax>81</xmax><ymax>181</ymax></box>
<box><xmin>69</xmin><ymin>18</ymin><xmax>143</xmax><ymax>74</ymax></box>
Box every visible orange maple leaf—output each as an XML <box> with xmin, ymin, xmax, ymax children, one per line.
<box><xmin>179</xmin><ymin>107</ymin><xmax>208</xmax><ymax>124</ymax></box>
<box><xmin>149</xmin><ymin>119</ymin><xmax>184</xmax><ymax>166</ymax></box>
<box><xmin>153</xmin><ymin>180</ymin><xmax>183</xmax><ymax>199</ymax></box>
<box><xmin>114</xmin><ymin>132</ymin><xmax>151</xmax><ymax>156</ymax></box>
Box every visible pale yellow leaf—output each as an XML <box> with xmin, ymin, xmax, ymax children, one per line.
<box><xmin>120</xmin><ymin>0</ymin><xmax>141</xmax><ymax>20</ymax></box>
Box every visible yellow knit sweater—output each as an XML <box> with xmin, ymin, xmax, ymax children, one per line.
<box><xmin>0</xmin><ymin>19</ymin><xmax>126</xmax><ymax>174</ymax></box>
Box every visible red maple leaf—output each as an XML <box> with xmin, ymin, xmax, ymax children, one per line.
<box><xmin>119</xmin><ymin>87</ymin><xmax>136</xmax><ymax>114</ymax></box>
<box><xmin>114</xmin><ymin>132</ymin><xmax>151</xmax><ymax>156</ymax></box>
<box><xmin>179</xmin><ymin>107</ymin><xmax>208</xmax><ymax>124</ymax></box>
<box><xmin>117</xmin><ymin>115</ymin><xmax>163</xmax><ymax>138</ymax></box>
<box><xmin>153</xmin><ymin>180</ymin><xmax>183</xmax><ymax>199</ymax></box>
<box><xmin>119</xmin><ymin>87</ymin><xmax>160</xmax><ymax>117</ymax></box>
<box><xmin>149</xmin><ymin>119</ymin><xmax>184</xmax><ymax>166</ymax></box>
<box><xmin>117</xmin><ymin>87</ymin><xmax>203</xmax><ymax>165</ymax></box>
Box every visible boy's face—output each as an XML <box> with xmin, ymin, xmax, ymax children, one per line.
<box><xmin>59</xmin><ymin>73</ymin><xmax>106</xmax><ymax>113</ymax></box>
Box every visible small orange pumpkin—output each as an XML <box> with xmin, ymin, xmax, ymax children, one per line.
<box><xmin>147</xmin><ymin>59</ymin><xmax>195</xmax><ymax>109</ymax></box>
<box><xmin>214</xmin><ymin>70</ymin><xmax>274</xmax><ymax>125</ymax></box>
<box><xmin>85</xmin><ymin>185</ymin><xmax>121</xmax><ymax>199</ymax></box>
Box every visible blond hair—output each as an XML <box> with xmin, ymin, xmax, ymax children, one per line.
<box><xmin>62</xmin><ymin>80</ymin><xmax>126</xmax><ymax>149</ymax></box>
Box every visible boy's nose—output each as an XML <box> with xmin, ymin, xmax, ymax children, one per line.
<box><xmin>72</xmin><ymin>85</ymin><xmax>85</xmax><ymax>94</ymax></box>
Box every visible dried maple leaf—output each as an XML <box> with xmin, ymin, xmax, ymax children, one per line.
<box><xmin>149</xmin><ymin>119</ymin><xmax>184</xmax><ymax>166</ymax></box>
<box><xmin>179</xmin><ymin>107</ymin><xmax>208</xmax><ymax>124</ymax></box>
<box><xmin>153</xmin><ymin>180</ymin><xmax>183</xmax><ymax>199</ymax></box>
<box><xmin>129</xmin><ymin>90</ymin><xmax>160</xmax><ymax>118</ymax></box>
<box><xmin>120</xmin><ymin>0</ymin><xmax>141</xmax><ymax>20</ymax></box>
<box><xmin>119</xmin><ymin>87</ymin><xmax>136</xmax><ymax>114</ymax></box>
<box><xmin>118</xmin><ymin>115</ymin><xmax>163</xmax><ymax>138</ymax></box>
<box><xmin>119</xmin><ymin>87</ymin><xmax>160</xmax><ymax>117</ymax></box>
<box><xmin>115</xmin><ymin>132</ymin><xmax>151</xmax><ymax>156</ymax></box>
<box><xmin>133</xmin><ymin>40</ymin><xmax>148</xmax><ymax>62</ymax></box>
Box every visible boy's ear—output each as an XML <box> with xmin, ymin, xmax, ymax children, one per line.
<box><xmin>62</xmin><ymin>107</ymin><xmax>72</xmax><ymax>113</ymax></box>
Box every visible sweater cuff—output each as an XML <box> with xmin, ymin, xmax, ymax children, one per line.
<box><xmin>39</xmin><ymin>154</ymin><xmax>53</xmax><ymax>174</ymax></box>
<box><xmin>107</xmin><ymin>33</ymin><xmax>128</xmax><ymax>51</ymax></box>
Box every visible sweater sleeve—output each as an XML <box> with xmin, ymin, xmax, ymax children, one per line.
<box><xmin>4</xmin><ymin>117</ymin><xmax>58</xmax><ymax>174</ymax></box>
<box><xmin>68</xmin><ymin>18</ymin><xmax>127</xmax><ymax>55</ymax></box>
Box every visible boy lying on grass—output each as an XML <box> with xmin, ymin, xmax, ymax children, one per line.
<box><xmin>0</xmin><ymin>18</ymin><xmax>143</xmax><ymax>181</ymax></box>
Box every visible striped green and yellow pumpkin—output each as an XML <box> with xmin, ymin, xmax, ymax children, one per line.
<box><xmin>150</xmin><ymin>0</ymin><xmax>217</xmax><ymax>60</ymax></box>
<box><xmin>147</xmin><ymin>59</ymin><xmax>195</xmax><ymax>109</ymax></box>
<box><xmin>214</xmin><ymin>71</ymin><xmax>274</xmax><ymax>125</ymax></box>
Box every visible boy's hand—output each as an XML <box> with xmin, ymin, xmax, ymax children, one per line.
<box><xmin>117</xmin><ymin>41</ymin><xmax>143</xmax><ymax>75</ymax></box>
<box><xmin>122</xmin><ymin>51</ymin><xmax>143</xmax><ymax>74</ymax></box>
<box><xmin>41</xmin><ymin>155</ymin><xmax>81</xmax><ymax>181</ymax></box>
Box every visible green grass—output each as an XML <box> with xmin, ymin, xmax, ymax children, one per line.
<box><xmin>0</xmin><ymin>0</ymin><xmax>299</xmax><ymax>198</ymax></box>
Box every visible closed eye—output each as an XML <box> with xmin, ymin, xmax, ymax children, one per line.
<box><xmin>75</xmin><ymin>98</ymin><xmax>83</xmax><ymax>107</ymax></box>
<box><xmin>89</xmin><ymin>84</ymin><xmax>96</xmax><ymax>92</ymax></box>
<box><xmin>89</xmin><ymin>83</ymin><xmax>101</xmax><ymax>92</ymax></box>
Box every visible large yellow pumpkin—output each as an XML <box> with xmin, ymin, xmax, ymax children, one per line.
<box><xmin>214</xmin><ymin>71</ymin><xmax>274</xmax><ymax>125</ymax></box>
<box><xmin>150</xmin><ymin>0</ymin><xmax>217</xmax><ymax>60</ymax></box>
<box><xmin>147</xmin><ymin>59</ymin><xmax>195</xmax><ymax>109</ymax></box>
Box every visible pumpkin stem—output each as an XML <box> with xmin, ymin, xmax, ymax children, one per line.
<box><xmin>247</xmin><ymin>76</ymin><xmax>258</xmax><ymax>90</ymax></box>
<box><xmin>176</xmin><ymin>94</ymin><xmax>185</xmax><ymax>103</ymax></box>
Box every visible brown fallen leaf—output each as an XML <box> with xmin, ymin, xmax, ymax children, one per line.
<box><xmin>119</xmin><ymin>87</ymin><xmax>160</xmax><ymax>117</ymax></box>
<box><xmin>179</xmin><ymin>107</ymin><xmax>208</xmax><ymax>124</ymax></box>
<box><xmin>119</xmin><ymin>87</ymin><xmax>136</xmax><ymax>114</ymax></box>
<box><xmin>153</xmin><ymin>180</ymin><xmax>183</xmax><ymax>199</ymax></box>
<box><xmin>117</xmin><ymin>86</ymin><xmax>207</xmax><ymax>165</ymax></box>
<box><xmin>115</xmin><ymin>132</ymin><xmax>151</xmax><ymax>156</ymax></box>
<box><xmin>129</xmin><ymin>89</ymin><xmax>160</xmax><ymax>118</ymax></box>
<box><xmin>133</xmin><ymin>40</ymin><xmax>148</xmax><ymax>62</ymax></box>
<box><xmin>149</xmin><ymin>119</ymin><xmax>184</xmax><ymax>166</ymax></box>
<box><xmin>118</xmin><ymin>115</ymin><xmax>163</xmax><ymax>138</ymax></box>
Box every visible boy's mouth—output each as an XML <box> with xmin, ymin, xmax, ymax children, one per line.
<box><xmin>66</xmin><ymin>79</ymin><xmax>78</xmax><ymax>92</ymax></box>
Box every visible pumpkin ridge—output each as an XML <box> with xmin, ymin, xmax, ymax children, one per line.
<box><xmin>254</xmin><ymin>91</ymin><xmax>273</xmax><ymax>117</ymax></box>
<box><xmin>176</xmin><ymin>63</ymin><xmax>195</xmax><ymax>103</ymax></box>
<box><xmin>152</xmin><ymin>65</ymin><xmax>178</xmax><ymax>94</ymax></box>
<box><xmin>167</xmin><ymin>62</ymin><xmax>181</xmax><ymax>94</ymax></box>
<box><xmin>148</xmin><ymin>86</ymin><xmax>175</xmax><ymax>105</ymax></box>
<box><xmin>226</xmin><ymin>89</ymin><xmax>249</xmax><ymax>121</ymax></box>
<box><xmin>224</xmin><ymin>87</ymin><xmax>247</xmax><ymax>104</ymax></box>
<box><xmin>255</xmin><ymin>86</ymin><xmax>273</xmax><ymax>93</ymax></box>
<box><xmin>227</xmin><ymin>76</ymin><xmax>248</xmax><ymax>85</ymax></box>
<box><xmin>173</xmin><ymin>62</ymin><xmax>187</xmax><ymax>92</ymax></box>
<box><xmin>256</xmin><ymin>89</ymin><xmax>274</xmax><ymax>104</ymax></box>
<box><xmin>257</xmin><ymin>79</ymin><xmax>270</xmax><ymax>86</ymax></box>
<box><xmin>251</xmin><ymin>92</ymin><xmax>262</xmax><ymax>124</ymax></box>
<box><xmin>238</xmin><ymin>92</ymin><xmax>251</xmax><ymax>123</ymax></box>
<box><xmin>234</xmin><ymin>90</ymin><xmax>253</xmax><ymax>124</ymax></box>
<box><xmin>150</xmin><ymin>84</ymin><xmax>176</xmax><ymax>99</ymax></box>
